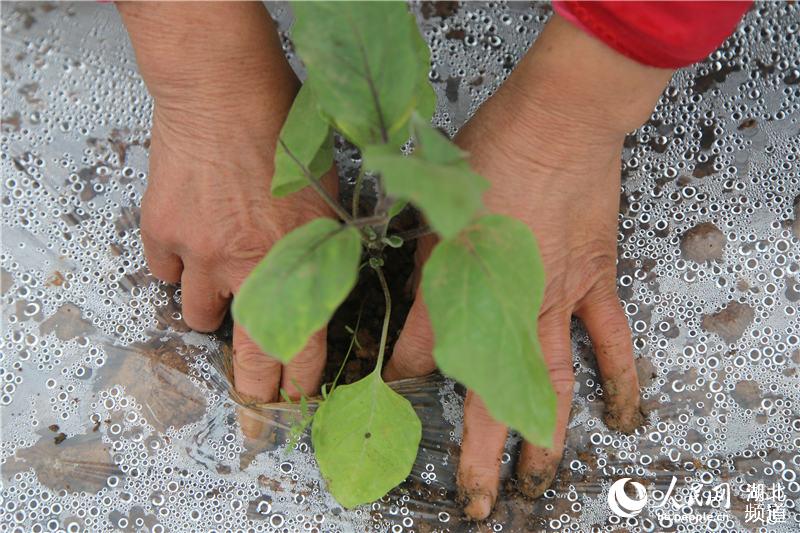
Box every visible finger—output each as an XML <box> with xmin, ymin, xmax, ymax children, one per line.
<box><xmin>280</xmin><ymin>329</ymin><xmax>327</xmax><ymax>400</ymax></box>
<box><xmin>457</xmin><ymin>391</ymin><xmax>507</xmax><ymax>520</ymax></box>
<box><xmin>233</xmin><ymin>324</ymin><xmax>282</xmax><ymax>401</ymax></box>
<box><xmin>233</xmin><ymin>324</ymin><xmax>281</xmax><ymax>437</ymax></box>
<box><xmin>141</xmin><ymin>231</ymin><xmax>183</xmax><ymax>283</ymax></box>
<box><xmin>575</xmin><ymin>285</ymin><xmax>643</xmax><ymax>433</ymax></box>
<box><xmin>179</xmin><ymin>268</ymin><xmax>229</xmax><ymax>332</ymax></box>
<box><xmin>383</xmin><ymin>235</ymin><xmax>437</xmax><ymax>382</ymax></box>
<box><xmin>383</xmin><ymin>297</ymin><xmax>436</xmax><ymax>381</ymax></box>
<box><xmin>516</xmin><ymin>312</ymin><xmax>573</xmax><ymax>499</ymax></box>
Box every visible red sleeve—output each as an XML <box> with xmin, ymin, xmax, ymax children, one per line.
<box><xmin>553</xmin><ymin>1</ymin><xmax>751</xmax><ymax>69</ymax></box>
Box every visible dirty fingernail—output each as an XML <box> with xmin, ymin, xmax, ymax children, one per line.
<box><xmin>458</xmin><ymin>489</ymin><xmax>495</xmax><ymax>521</ymax></box>
<box><xmin>517</xmin><ymin>463</ymin><xmax>558</xmax><ymax>500</ymax></box>
<box><xmin>604</xmin><ymin>404</ymin><xmax>645</xmax><ymax>434</ymax></box>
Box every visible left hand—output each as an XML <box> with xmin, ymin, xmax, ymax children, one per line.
<box><xmin>384</xmin><ymin>14</ymin><xmax>674</xmax><ymax>519</ymax></box>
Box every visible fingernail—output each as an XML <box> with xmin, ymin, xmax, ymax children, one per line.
<box><xmin>465</xmin><ymin>492</ymin><xmax>494</xmax><ymax>520</ymax></box>
<box><xmin>602</xmin><ymin>377</ymin><xmax>646</xmax><ymax>434</ymax></box>
<box><xmin>517</xmin><ymin>463</ymin><xmax>558</xmax><ymax>500</ymax></box>
<box><xmin>458</xmin><ymin>488</ymin><xmax>495</xmax><ymax>521</ymax></box>
<box><xmin>603</xmin><ymin>404</ymin><xmax>645</xmax><ymax>434</ymax></box>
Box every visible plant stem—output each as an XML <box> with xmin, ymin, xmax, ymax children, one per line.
<box><xmin>373</xmin><ymin>178</ymin><xmax>391</xmax><ymax>243</ymax></box>
<box><xmin>394</xmin><ymin>224</ymin><xmax>432</xmax><ymax>242</ymax></box>
<box><xmin>351</xmin><ymin>214</ymin><xmax>387</xmax><ymax>228</ymax></box>
<box><xmin>278</xmin><ymin>138</ymin><xmax>362</xmax><ymax>231</ymax></box>
<box><xmin>373</xmin><ymin>265</ymin><xmax>392</xmax><ymax>372</ymax></box>
<box><xmin>351</xmin><ymin>167</ymin><xmax>364</xmax><ymax>219</ymax></box>
<box><xmin>331</xmin><ymin>303</ymin><xmax>364</xmax><ymax>392</ymax></box>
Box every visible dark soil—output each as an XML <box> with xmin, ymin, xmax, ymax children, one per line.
<box><xmin>322</xmin><ymin>204</ymin><xmax>421</xmax><ymax>387</ymax></box>
<box><xmin>702</xmin><ymin>301</ymin><xmax>755</xmax><ymax>344</ymax></box>
<box><xmin>680</xmin><ymin>221</ymin><xmax>726</xmax><ymax>263</ymax></box>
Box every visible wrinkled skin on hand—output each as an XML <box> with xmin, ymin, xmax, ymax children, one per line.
<box><xmin>119</xmin><ymin>3</ymin><xmax>335</xmax><ymax>425</ymax></box>
<box><xmin>384</xmin><ymin>107</ymin><xmax>644</xmax><ymax>517</ymax></box>
<box><xmin>384</xmin><ymin>15</ymin><xmax>671</xmax><ymax>520</ymax></box>
<box><xmin>143</xmin><ymin>102</ymin><xmax>335</xmax><ymax>406</ymax></box>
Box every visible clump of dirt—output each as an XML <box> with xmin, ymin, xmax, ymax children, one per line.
<box><xmin>4</xmin><ymin>427</ymin><xmax>120</xmax><ymax>492</ymax></box>
<box><xmin>731</xmin><ymin>379</ymin><xmax>761</xmax><ymax>409</ymax></box>
<box><xmin>738</xmin><ymin>118</ymin><xmax>758</xmax><ymax>130</ymax></box>
<box><xmin>39</xmin><ymin>302</ymin><xmax>95</xmax><ymax>340</ymax></box>
<box><xmin>98</xmin><ymin>337</ymin><xmax>206</xmax><ymax>432</ymax></box>
<box><xmin>680</xmin><ymin>221</ymin><xmax>726</xmax><ymax>262</ymax></box>
<box><xmin>702</xmin><ymin>301</ymin><xmax>754</xmax><ymax>344</ymax></box>
<box><xmin>420</xmin><ymin>1</ymin><xmax>459</xmax><ymax>20</ymax></box>
<box><xmin>602</xmin><ymin>377</ymin><xmax>645</xmax><ymax>434</ymax></box>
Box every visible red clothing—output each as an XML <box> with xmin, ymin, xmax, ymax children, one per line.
<box><xmin>553</xmin><ymin>1</ymin><xmax>751</xmax><ymax>69</ymax></box>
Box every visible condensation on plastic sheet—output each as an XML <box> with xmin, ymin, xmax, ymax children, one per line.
<box><xmin>1</xmin><ymin>2</ymin><xmax>799</xmax><ymax>532</ymax></box>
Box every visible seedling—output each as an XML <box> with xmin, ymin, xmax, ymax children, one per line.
<box><xmin>233</xmin><ymin>1</ymin><xmax>556</xmax><ymax>508</ymax></box>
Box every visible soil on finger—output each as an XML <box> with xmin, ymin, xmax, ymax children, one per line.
<box><xmin>602</xmin><ymin>377</ymin><xmax>645</xmax><ymax>433</ymax></box>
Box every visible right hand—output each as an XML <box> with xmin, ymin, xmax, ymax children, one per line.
<box><xmin>118</xmin><ymin>2</ymin><xmax>335</xmax><ymax>424</ymax></box>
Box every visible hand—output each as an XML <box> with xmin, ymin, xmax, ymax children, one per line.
<box><xmin>118</xmin><ymin>3</ymin><xmax>334</xmax><ymax>422</ymax></box>
<box><xmin>384</xmin><ymin>15</ymin><xmax>674</xmax><ymax>519</ymax></box>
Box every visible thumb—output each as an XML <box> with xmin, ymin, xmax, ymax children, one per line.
<box><xmin>383</xmin><ymin>297</ymin><xmax>437</xmax><ymax>381</ymax></box>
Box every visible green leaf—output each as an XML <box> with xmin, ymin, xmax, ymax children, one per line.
<box><xmin>412</xmin><ymin>24</ymin><xmax>435</xmax><ymax>121</ymax></box>
<box><xmin>232</xmin><ymin>218</ymin><xmax>361</xmax><ymax>362</ymax></box>
<box><xmin>388</xmin><ymin>199</ymin><xmax>408</xmax><ymax>219</ymax></box>
<box><xmin>382</xmin><ymin>235</ymin><xmax>404</xmax><ymax>248</ymax></box>
<box><xmin>413</xmin><ymin>77</ymin><xmax>436</xmax><ymax>127</ymax></box>
<box><xmin>291</xmin><ymin>1</ymin><xmax>430</xmax><ymax>147</ymax></box>
<box><xmin>312</xmin><ymin>372</ymin><xmax>421</xmax><ymax>508</ymax></box>
<box><xmin>273</xmin><ymin>83</ymin><xmax>333</xmax><ymax>197</ymax></box>
<box><xmin>410</xmin><ymin>115</ymin><xmax>467</xmax><ymax>165</ymax></box>
<box><xmin>421</xmin><ymin>215</ymin><xmax>556</xmax><ymax>446</ymax></box>
<box><xmin>363</xmin><ymin>144</ymin><xmax>487</xmax><ymax>239</ymax></box>
<box><xmin>388</xmin><ymin>28</ymin><xmax>436</xmax><ymax>147</ymax></box>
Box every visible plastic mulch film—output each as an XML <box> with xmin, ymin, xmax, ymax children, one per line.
<box><xmin>1</xmin><ymin>2</ymin><xmax>799</xmax><ymax>532</ymax></box>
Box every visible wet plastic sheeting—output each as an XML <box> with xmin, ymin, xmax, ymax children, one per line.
<box><xmin>2</xmin><ymin>2</ymin><xmax>799</xmax><ymax>532</ymax></box>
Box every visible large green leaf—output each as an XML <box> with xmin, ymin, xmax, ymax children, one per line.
<box><xmin>412</xmin><ymin>25</ymin><xmax>436</xmax><ymax>122</ymax></box>
<box><xmin>362</xmin><ymin>141</ymin><xmax>487</xmax><ymax>239</ymax></box>
<box><xmin>273</xmin><ymin>83</ymin><xmax>333</xmax><ymax>197</ymax></box>
<box><xmin>421</xmin><ymin>215</ymin><xmax>556</xmax><ymax>446</ymax></box>
<box><xmin>388</xmin><ymin>27</ymin><xmax>436</xmax><ymax>147</ymax></box>
<box><xmin>232</xmin><ymin>218</ymin><xmax>361</xmax><ymax>362</ymax></box>
<box><xmin>312</xmin><ymin>371</ymin><xmax>421</xmax><ymax>508</ymax></box>
<box><xmin>413</xmin><ymin>72</ymin><xmax>436</xmax><ymax>127</ymax></box>
<box><xmin>291</xmin><ymin>1</ymin><xmax>430</xmax><ymax>147</ymax></box>
<box><xmin>410</xmin><ymin>114</ymin><xmax>467</xmax><ymax>165</ymax></box>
